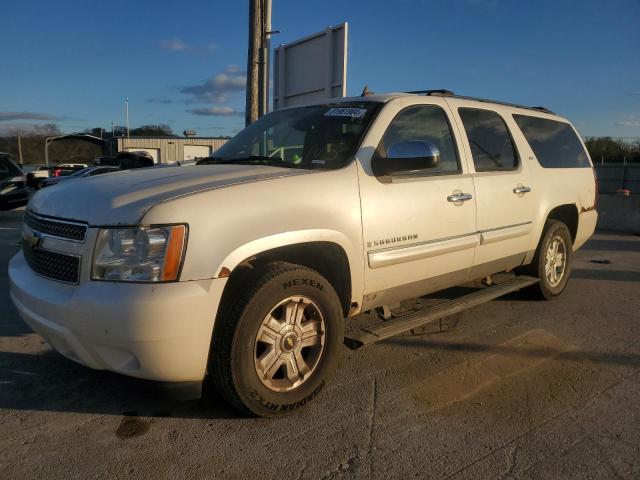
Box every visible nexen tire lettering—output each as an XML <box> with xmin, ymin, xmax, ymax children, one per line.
<box><xmin>282</xmin><ymin>278</ymin><xmax>324</xmax><ymax>291</ymax></box>
<box><xmin>249</xmin><ymin>381</ymin><xmax>326</xmax><ymax>412</ymax></box>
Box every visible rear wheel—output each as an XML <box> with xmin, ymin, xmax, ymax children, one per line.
<box><xmin>522</xmin><ymin>220</ymin><xmax>573</xmax><ymax>300</ymax></box>
<box><xmin>207</xmin><ymin>261</ymin><xmax>344</xmax><ymax>417</ymax></box>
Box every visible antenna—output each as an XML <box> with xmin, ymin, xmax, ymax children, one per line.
<box><xmin>361</xmin><ymin>85</ymin><xmax>374</xmax><ymax>97</ymax></box>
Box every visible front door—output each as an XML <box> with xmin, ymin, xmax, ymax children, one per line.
<box><xmin>356</xmin><ymin>98</ymin><xmax>478</xmax><ymax>310</ymax></box>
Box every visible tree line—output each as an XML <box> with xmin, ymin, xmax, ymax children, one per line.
<box><xmin>584</xmin><ymin>137</ymin><xmax>640</xmax><ymax>164</ymax></box>
<box><xmin>0</xmin><ymin>124</ymin><xmax>175</xmax><ymax>165</ymax></box>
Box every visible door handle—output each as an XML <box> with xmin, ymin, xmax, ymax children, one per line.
<box><xmin>447</xmin><ymin>192</ymin><xmax>473</xmax><ymax>202</ymax></box>
<box><xmin>513</xmin><ymin>185</ymin><xmax>532</xmax><ymax>194</ymax></box>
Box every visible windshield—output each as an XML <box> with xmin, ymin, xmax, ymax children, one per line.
<box><xmin>207</xmin><ymin>102</ymin><xmax>381</xmax><ymax>170</ymax></box>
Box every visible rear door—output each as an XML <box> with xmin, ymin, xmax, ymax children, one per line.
<box><xmin>450</xmin><ymin>103</ymin><xmax>535</xmax><ymax>273</ymax></box>
<box><xmin>357</xmin><ymin>98</ymin><xmax>478</xmax><ymax>308</ymax></box>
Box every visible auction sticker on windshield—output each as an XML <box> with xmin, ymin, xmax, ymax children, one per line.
<box><xmin>324</xmin><ymin>107</ymin><xmax>367</xmax><ymax>118</ymax></box>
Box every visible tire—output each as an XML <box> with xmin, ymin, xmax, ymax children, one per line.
<box><xmin>207</xmin><ymin>261</ymin><xmax>344</xmax><ymax>417</ymax></box>
<box><xmin>521</xmin><ymin>220</ymin><xmax>573</xmax><ymax>300</ymax></box>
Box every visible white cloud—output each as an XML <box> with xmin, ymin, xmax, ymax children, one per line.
<box><xmin>180</xmin><ymin>65</ymin><xmax>246</xmax><ymax>103</ymax></box>
<box><xmin>159</xmin><ymin>38</ymin><xmax>191</xmax><ymax>52</ymax></box>
<box><xmin>616</xmin><ymin>115</ymin><xmax>640</xmax><ymax>127</ymax></box>
<box><xmin>0</xmin><ymin>111</ymin><xmax>64</xmax><ymax>122</ymax></box>
<box><xmin>159</xmin><ymin>39</ymin><xmax>218</xmax><ymax>54</ymax></box>
<box><xmin>187</xmin><ymin>106</ymin><xmax>242</xmax><ymax>116</ymax></box>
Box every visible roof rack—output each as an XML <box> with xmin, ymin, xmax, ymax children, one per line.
<box><xmin>406</xmin><ymin>89</ymin><xmax>454</xmax><ymax>96</ymax></box>
<box><xmin>406</xmin><ymin>89</ymin><xmax>554</xmax><ymax>115</ymax></box>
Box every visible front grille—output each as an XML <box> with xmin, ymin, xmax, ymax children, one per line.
<box><xmin>24</xmin><ymin>210</ymin><xmax>87</xmax><ymax>242</ymax></box>
<box><xmin>23</xmin><ymin>245</ymin><xmax>80</xmax><ymax>284</ymax></box>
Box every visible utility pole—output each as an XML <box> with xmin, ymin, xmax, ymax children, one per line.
<box><xmin>17</xmin><ymin>135</ymin><xmax>23</xmax><ymax>165</ymax></box>
<box><xmin>245</xmin><ymin>0</ymin><xmax>261</xmax><ymax>126</ymax></box>
<box><xmin>125</xmin><ymin>97</ymin><xmax>130</xmax><ymax>139</ymax></box>
<box><xmin>259</xmin><ymin>0</ymin><xmax>273</xmax><ymax>118</ymax></box>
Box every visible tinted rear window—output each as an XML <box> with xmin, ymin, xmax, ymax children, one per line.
<box><xmin>513</xmin><ymin>115</ymin><xmax>590</xmax><ymax>168</ymax></box>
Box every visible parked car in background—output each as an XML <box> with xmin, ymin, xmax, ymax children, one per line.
<box><xmin>21</xmin><ymin>164</ymin><xmax>50</xmax><ymax>189</ymax></box>
<box><xmin>96</xmin><ymin>151</ymin><xmax>154</xmax><ymax>170</ymax></box>
<box><xmin>49</xmin><ymin>163</ymin><xmax>88</xmax><ymax>177</ymax></box>
<box><xmin>22</xmin><ymin>164</ymin><xmax>49</xmax><ymax>177</ymax></box>
<box><xmin>41</xmin><ymin>166</ymin><xmax>119</xmax><ymax>188</ymax></box>
<box><xmin>171</xmin><ymin>159</ymin><xmax>197</xmax><ymax>167</ymax></box>
<box><xmin>0</xmin><ymin>153</ymin><xmax>30</xmax><ymax>210</ymax></box>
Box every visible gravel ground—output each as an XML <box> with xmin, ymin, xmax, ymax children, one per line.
<box><xmin>1</xmin><ymin>208</ymin><xmax>639</xmax><ymax>479</ymax></box>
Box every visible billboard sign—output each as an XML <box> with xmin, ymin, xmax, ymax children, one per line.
<box><xmin>273</xmin><ymin>22</ymin><xmax>348</xmax><ymax>110</ymax></box>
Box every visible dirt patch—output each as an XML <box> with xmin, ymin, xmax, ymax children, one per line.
<box><xmin>408</xmin><ymin>329</ymin><xmax>575</xmax><ymax>413</ymax></box>
<box><xmin>115</xmin><ymin>412</ymin><xmax>152</xmax><ymax>440</ymax></box>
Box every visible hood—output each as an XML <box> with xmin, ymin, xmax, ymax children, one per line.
<box><xmin>29</xmin><ymin>164</ymin><xmax>311</xmax><ymax>225</ymax></box>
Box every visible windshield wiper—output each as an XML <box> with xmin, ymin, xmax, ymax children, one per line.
<box><xmin>197</xmin><ymin>155</ymin><xmax>304</xmax><ymax>169</ymax></box>
<box><xmin>195</xmin><ymin>156</ymin><xmax>224</xmax><ymax>165</ymax></box>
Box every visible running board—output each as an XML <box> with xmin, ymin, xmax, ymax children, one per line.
<box><xmin>344</xmin><ymin>276</ymin><xmax>539</xmax><ymax>350</ymax></box>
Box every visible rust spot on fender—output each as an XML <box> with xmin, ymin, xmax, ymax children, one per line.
<box><xmin>218</xmin><ymin>266</ymin><xmax>231</xmax><ymax>278</ymax></box>
<box><xmin>348</xmin><ymin>302</ymin><xmax>360</xmax><ymax>316</ymax></box>
<box><xmin>580</xmin><ymin>205</ymin><xmax>596</xmax><ymax>213</ymax></box>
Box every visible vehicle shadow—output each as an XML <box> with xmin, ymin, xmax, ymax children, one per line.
<box><xmin>383</xmin><ymin>336</ymin><xmax>640</xmax><ymax>369</ymax></box>
<box><xmin>572</xmin><ymin>268</ymin><xmax>640</xmax><ymax>282</ymax></box>
<box><xmin>582</xmin><ymin>237</ymin><xmax>640</xmax><ymax>252</ymax></box>
<box><xmin>0</xmin><ymin>349</ymin><xmax>245</xmax><ymax>420</ymax></box>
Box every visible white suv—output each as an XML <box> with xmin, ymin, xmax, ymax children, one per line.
<box><xmin>9</xmin><ymin>91</ymin><xmax>597</xmax><ymax>416</ymax></box>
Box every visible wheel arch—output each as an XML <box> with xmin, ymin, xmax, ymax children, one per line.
<box><xmin>546</xmin><ymin>204</ymin><xmax>579</xmax><ymax>242</ymax></box>
<box><xmin>215</xmin><ymin>231</ymin><xmax>359</xmax><ymax>318</ymax></box>
<box><xmin>525</xmin><ymin>203</ymin><xmax>579</xmax><ymax>265</ymax></box>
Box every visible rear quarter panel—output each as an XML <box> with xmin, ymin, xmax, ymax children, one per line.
<box><xmin>507</xmin><ymin>116</ymin><xmax>597</xmax><ymax>258</ymax></box>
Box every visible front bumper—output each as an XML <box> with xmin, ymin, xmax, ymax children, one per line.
<box><xmin>9</xmin><ymin>251</ymin><xmax>227</xmax><ymax>382</ymax></box>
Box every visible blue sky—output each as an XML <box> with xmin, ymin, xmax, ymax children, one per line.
<box><xmin>1</xmin><ymin>0</ymin><xmax>639</xmax><ymax>138</ymax></box>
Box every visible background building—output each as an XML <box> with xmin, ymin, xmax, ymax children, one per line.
<box><xmin>113</xmin><ymin>137</ymin><xmax>229</xmax><ymax>164</ymax></box>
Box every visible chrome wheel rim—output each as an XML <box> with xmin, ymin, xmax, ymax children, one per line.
<box><xmin>545</xmin><ymin>236</ymin><xmax>567</xmax><ymax>288</ymax></box>
<box><xmin>254</xmin><ymin>296</ymin><xmax>326</xmax><ymax>392</ymax></box>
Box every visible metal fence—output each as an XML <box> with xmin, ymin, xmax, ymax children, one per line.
<box><xmin>595</xmin><ymin>165</ymin><xmax>640</xmax><ymax>194</ymax></box>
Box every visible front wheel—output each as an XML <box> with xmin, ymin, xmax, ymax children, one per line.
<box><xmin>207</xmin><ymin>262</ymin><xmax>344</xmax><ymax>417</ymax></box>
<box><xmin>522</xmin><ymin>220</ymin><xmax>573</xmax><ymax>300</ymax></box>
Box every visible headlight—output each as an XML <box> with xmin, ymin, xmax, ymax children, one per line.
<box><xmin>92</xmin><ymin>225</ymin><xmax>187</xmax><ymax>282</ymax></box>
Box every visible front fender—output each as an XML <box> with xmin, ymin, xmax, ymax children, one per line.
<box><xmin>214</xmin><ymin>229</ymin><xmax>363</xmax><ymax>304</ymax></box>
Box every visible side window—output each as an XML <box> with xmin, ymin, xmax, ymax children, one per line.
<box><xmin>513</xmin><ymin>115</ymin><xmax>590</xmax><ymax>168</ymax></box>
<box><xmin>0</xmin><ymin>157</ymin><xmax>20</xmax><ymax>176</ymax></box>
<box><xmin>378</xmin><ymin>105</ymin><xmax>460</xmax><ymax>174</ymax></box>
<box><xmin>459</xmin><ymin>108</ymin><xmax>518</xmax><ymax>172</ymax></box>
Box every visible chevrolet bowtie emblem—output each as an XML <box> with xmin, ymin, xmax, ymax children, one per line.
<box><xmin>22</xmin><ymin>228</ymin><xmax>42</xmax><ymax>249</ymax></box>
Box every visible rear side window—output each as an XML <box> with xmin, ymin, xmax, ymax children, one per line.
<box><xmin>459</xmin><ymin>108</ymin><xmax>518</xmax><ymax>172</ymax></box>
<box><xmin>513</xmin><ymin>115</ymin><xmax>590</xmax><ymax>168</ymax></box>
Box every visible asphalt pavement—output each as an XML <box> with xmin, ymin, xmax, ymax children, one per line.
<box><xmin>1</xmin><ymin>208</ymin><xmax>639</xmax><ymax>479</ymax></box>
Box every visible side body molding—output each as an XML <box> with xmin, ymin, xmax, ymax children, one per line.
<box><xmin>479</xmin><ymin>222</ymin><xmax>532</xmax><ymax>245</ymax></box>
<box><xmin>368</xmin><ymin>234</ymin><xmax>480</xmax><ymax>269</ymax></box>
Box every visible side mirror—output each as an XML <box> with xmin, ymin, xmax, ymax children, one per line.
<box><xmin>372</xmin><ymin>140</ymin><xmax>440</xmax><ymax>176</ymax></box>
